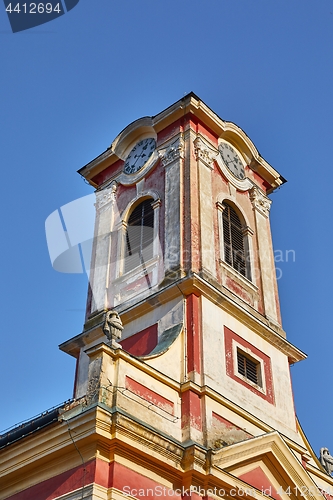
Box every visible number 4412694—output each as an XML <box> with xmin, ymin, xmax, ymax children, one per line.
<box><xmin>5</xmin><ymin>3</ymin><xmax>62</xmax><ymax>13</ymax></box>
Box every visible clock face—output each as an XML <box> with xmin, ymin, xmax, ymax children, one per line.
<box><xmin>219</xmin><ymin>142</ymin><xmax>245</xmax><ymax>180</ymax></box>
<box><xmin>123</xmin><ymin>138</ymin><xmax>156</xmax><ymax>175</ymax></box>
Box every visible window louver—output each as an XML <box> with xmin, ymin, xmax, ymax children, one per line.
<box><xmin>125</xmin><ymin>199</ymin><xmax>154</xmax><ymax>273</ymax></box>
<box><xmin>222</xmin><ymin>204</ymin><xmax>247</xmax><ymax>277</ymax></box>
<box><xmin>237</xmin><ymin>350</ymin><xmax>261</xmax><ymax>386</ymax></box>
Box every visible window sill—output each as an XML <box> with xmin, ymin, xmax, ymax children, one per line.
<box><xmin>235</xmin><ymin>372</ymin><xmax>266</xmax><ymax>395</ymax></box>
<box><xmin>115</xmin><ymin>255</ymin><xmax>159</xmax><ymax>283</ymax></box>
<box><xmin>219</xmin><ymin>260</ymin><xmax>258</xmax><ymax>306</ymax></box>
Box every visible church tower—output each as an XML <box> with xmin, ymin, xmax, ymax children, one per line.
<box><xmin>1</xmin><ymin>93</ymin><xmax>332</xmax><ymax>500</ymax></box>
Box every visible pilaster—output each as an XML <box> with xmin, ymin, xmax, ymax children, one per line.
<box><xmin>249</xmin><ymin>186</ymin><xmax>279</xmax><ymax>324</ymax></box>
<box><xmin>160</xmin><ymin>136</ymin><xmax>184</xmax><ymax>276</ymax></box>
<box><xmin>193</xmin><ymin>137</ymin><xmax>216</xmax><ymax>279</ymax></box>
<box><xmin>89</xmin><ymin>181</ymin><xmax>118</xmax><ymax>314</ymax></box>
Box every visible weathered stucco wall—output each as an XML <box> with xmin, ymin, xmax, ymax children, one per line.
<box><xmin>201</xmin><ymin>296</ymin><xmax>299</xmax><ymax>443</ymax></box>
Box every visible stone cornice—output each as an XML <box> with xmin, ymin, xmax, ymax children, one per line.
<box><xmin>0</xmin><ymin>405</ymin><xmax>184</xmax><ymax>498</ymax></box>
<box><xmin>1</xmin><ymin>402</ymin><xmax>326</xmax><ymax>500</ymax></box>
<box><xmin>179</xmin><ymin>274</ymin><xmax>305</xmax><ymax>363</ymax></box>
<box><xmin>95</xmin><ymin>180</ymin><xmax>117</xmax><ymax>211</ymax></box>
<box><xmin>296</xmin><ymin>418</ymin><xmax>333</xmax><ymax>482</ymax></box>
<box><xmin>110</xmin><ymin>410</ymin><xmax>184</xmax><ymax>470</ymax></box>
<box><xmin>212</xmin><ymin>432</ymin><xmax>325</xmax><ymax>500</ymax></box>
<box><xmin>78</xmin><ymin>93</ymin><xmax>285</xmax><ymax>193</ymax></box>
<box><xmin>179</xmin><ymin>380</ymin><xmax>308</xmax><ymax>458</ymax></box>
<box><xmin>306</xmin><ymin>462</ymin><xmax>333</xmax><ymax>486</ymax></box>
<box><xmin>84</xmin><ymin>343</ymin><xmax>181</xmax><ymax>392</ymax></box>
<box><xmin>60</xmin><ymin>275</ymin><xmax>305</xmax><ymax>364</ymax></box>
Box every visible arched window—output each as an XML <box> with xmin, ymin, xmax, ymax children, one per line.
<box><xmin>124</xmin><ymin>199</ymin><xmax>154</xmax><ymax>273</ymax></box>
<box><xmin>222</xmin><ymin>202</ymin><xmax>250</xmax><ymax>280</ymax></box>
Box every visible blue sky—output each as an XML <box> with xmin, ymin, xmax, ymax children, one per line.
<box><xmin>0</xmin><ymin>0</ymin><xmax>332</xmax><ymax>456</ymax></box>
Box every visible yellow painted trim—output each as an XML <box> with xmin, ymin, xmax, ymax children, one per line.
<box><xmin>0</xmin><ymin>405</ymin><xmax>324</xmax><ymax>500</ymax></box>
<box><xmin>62</xmin><ymin>275</ymin><xmax>305</xmax><ymax>364</ymax></box>
<box><xmin>79</xmin><ymin>94</ymin><xmax>284</xmax><ymax>193</ymax></box>
<box><xmin>212</xmin><ymin>431</ymin><xmax>324</xmax><ymax>500</ymax></box>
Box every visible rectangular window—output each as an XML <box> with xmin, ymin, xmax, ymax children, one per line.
<box><xmin>224</xmin><ymin>327</ymin><xmax>275</xmax><ymax>404</ymax></box>
<box><xmin>237</xmin><ymin>349</ymin><xmax>262</xmax><ymax>387</ymax></box>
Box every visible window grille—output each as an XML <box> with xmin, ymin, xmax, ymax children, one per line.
<box><xmin>222</xmin><ymin>203</ymin><xmax>248</xmax><ymax>278</ymax></box>
<box><xmin>125</xmin><ymin>199</ymin><xmax>154</xmax><ymax>273</ymax></box>
<box><xmin>237</xmin><ymin>349</ymin><xmax>261</xmax><ymax>387</ymax></box>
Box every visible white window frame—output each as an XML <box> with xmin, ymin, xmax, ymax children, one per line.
<box><xmin>232</xmin><ymin>340</ymin><xmax>266</xmax><ymax>395</ymax></box>
<box><xmin>115</xmin><ymin>192</ymin><xmax>161</xmax><ymax>280</ymax></box>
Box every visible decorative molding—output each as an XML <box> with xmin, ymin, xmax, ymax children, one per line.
<box><xmin>181</xmin><ymin>443</ymin><xmax>208</xmax><ymax>473</ymax></box>
<box><xmin>151</xmin><ymin>199</ymin><xmax>162</xmax><ymax>210</ymax></box>
<box><xmin>52</xmin><ymin>484</ymin><xmax>96</xmax><ymax>500</ymax></box>
<box><xmin>242</xmin><ymin>226</ymin><xmax>254</xmax><ymax>237</ymax></box>
<box><xmin>95</xmin><ymin>181</ymin><xmax>117</xmax><ymax>211</ymax></box>
<box><xmin>120</xmin><ymin>189</ymin><xmax>161</xmax><ymax>222</ymax></box>
<box><xmin>116</xmin><ymin>220</ymin><xmax>128</xmax><ymax>232</ymax></box>
<box><xmin>158</xmin><ymin>137</ymin><xmax>185</xmax><ymax>167</ymax></box>
<box><xmin>249</xmin><ymin>186</ymin><xmax>272</xmax><ymax>217</ymax></box>
<box><xmin>193</xmin><ymin>136</ymin><xmax>215</xmax><ymax>168</ymax></box>
<box><xmin>216</xmin><ymin>201</ymin><xmax>225</xmax><ymax>213</ymax></box>
<box><xmin>111</xmin><ymin>411</ymin><xmax>183</xmax><ymax>465</ymax></box>
<box><xmin>225</xmin><ymin>326</ymin><xmax>274</xmax><ymax>403</ymax></box>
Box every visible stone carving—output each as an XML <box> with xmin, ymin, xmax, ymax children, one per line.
<box><xmin>249</xmin><ymin>186</ymin><xmax>272</xmax><ymax>217</ymax></box>
<box><xmin>85</xmin><ymin>357</ymin><xmax>102</xmax><ymax>406</ymax></box>
<box><xmin>95</xmin><ymin>181</ymin><xmax>117</xmax><ymax>211</ymax></box>
<box><xmin>159</xmin><ymin>138</ymin><xmax>184</xmax><ymax>167</ymax></box>
<box><xmin>103</xmin><ymin>310</ymin><xmax>123</xmax><ymax>348</ymax></box>
<box><xmin>320</xmin><ymin>448</ymin><xmax>333</xmax><ymax>475</ymax></box>
<box><xmin>193</xmin><ymin>137</ymin><xmax>215</xmax><ymax>167</ymax></box>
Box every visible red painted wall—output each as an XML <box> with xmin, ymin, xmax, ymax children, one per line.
<box><xmin>125</xmin><ymin>376</ymin><xmax>174</xmax><ymax>414</ymax></box>
<box><xmin>6</xmin><ymin>459</ymin><xmax>186</xmax><ymax>500</ymax></box>
<box><xmin>186</xmin><ymin>294</ymin><xmax>201</xmax><ymax>375</ymax></box>
<box><xmin>6</xmin><ymin>460</ymin><xmax>99</xmax><ymax>500</ymax></box>
<box><xmin>239</xmin><ymin>467</ymin><xmax>281</xmax><ymax>500</ymax></box>
<box><xmin>121</xmin><ymin>324</ymin><xmax>158</xmax><ymax>356</ymax></box>
<box><xmin>181</xmin><ymin>390</ymin><xmax>202</xmax><ymax>431</ymax></box>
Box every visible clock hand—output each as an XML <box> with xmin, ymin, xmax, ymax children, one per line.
<box><xmin>132</xmin><ymin>144</ymin><xmax>149</xmax><ymax>167</ymax></box>
<box><xmin>132</xmin><ymin>152</ymin><xmax>142</xmax><ymax>167</ymax></box>
<box><xmin>224</xmin><ymin>158</ymin><xmax>238</xmax><ymax>168</ymax></box>
<box><xmin>225</xmin><ymin>156</ymin><xmax>241</xmax><ymax>169</ymax></box>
